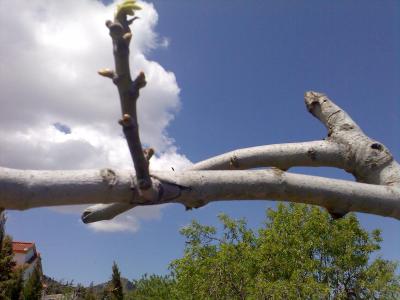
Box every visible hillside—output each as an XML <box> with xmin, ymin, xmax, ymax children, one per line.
<box><xmin>43</xmin><ymin>275</ymin><xmax>135</xmax><ymax>296</ymax></box>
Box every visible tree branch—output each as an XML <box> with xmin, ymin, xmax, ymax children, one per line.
<box><xmin>81</xmin><ymin>203</ymin><xmax>137</xmax><ymax>223</ymax></box>
<box><xmin>81</xmin><ymin>92</ymin><xmax>400</xmax><ymax>223</ymax></box>
<box><xmin>191</xmin><ymin>141</ymin><xmax>346</xmax><ymax>171</ymax></box>
<box><xmin>305</xmin><ymin>92</ymin><xmax>400</xmax><ymax>186</ymax></box>
<box><xmin>0</xmin><ymin>167</ymin><xmax>399</xmax><ymax>220</ymax></box>
<box><xmin>101</xmin><ymin>11</ymin><xmax>153</xmax><ymax>196</ymax></box>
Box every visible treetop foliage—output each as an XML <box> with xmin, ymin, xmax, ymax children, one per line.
<box><xmin>168</xmin><ymin>204</ymin><xmax>400</xmax><ymax>299</ymax></box>
<box><xmin>2</xmin><ymin>203</ymin><xmax>399</xmax><ymax>299</ymax></box>
<box><xmin>110</xmin><ymin>261</ymin><xmax>124</xmax><ymax>300</ymax></box>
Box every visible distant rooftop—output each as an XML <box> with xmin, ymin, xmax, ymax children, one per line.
<box><xmin>12</xmin><ymin>241</ymin><xmax>35</xmax><ymax>254</ymax></box>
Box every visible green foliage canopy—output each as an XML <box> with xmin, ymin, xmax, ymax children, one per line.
<box><xmin>127</xmin><ymin>274</ymin><xmax>176</xmax><ymax>300</ymax></box>
<box><xmin>23</xmin><ymin>264</ymin><xmax>43</xmax><ymax>300</ymax></box>
<box><xmin>168</xmin><ymin>204</ymin><xmax>400</xmax><ymax>299</ymax></box>
<box><xmin>0</xmin><ymin>212</ymin><xmax>23</xmax><ymax>300</ymax></box>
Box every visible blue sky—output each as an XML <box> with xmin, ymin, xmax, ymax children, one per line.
<box><xmin>3</xmin><ymin>0</ymin><xmax>400</xmax><ymax>285</ymax></box>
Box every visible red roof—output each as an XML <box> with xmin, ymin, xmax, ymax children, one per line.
<box><xmin>12</xmin><ymin>241</ymin><xmax>35</xmax><ymax>254</ymax></box>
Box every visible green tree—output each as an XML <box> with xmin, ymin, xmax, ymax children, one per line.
<box><xmin>110</xmin><ymin>261</ymin><xmax>124</xmax><ymax>300</ymax></box>
<box><xmin>0</xmin><ymin>210</ymin><xmax>23</xmax><ymax>300</ymax></box>
<box><xmin>84</xmin><ymin>282</ymin><xmax>97</xmax><ymax>300</ymax></box>
<box><xmin>0</xmin><ymin>209</ymin><xmax>5</xmax><ymax>251</ymax></box>
<box><xmin>0</xmin><ymin>236</ymin><xmax>17</xmax><ymax>299</ymax></box>
<box><xmin>9</xmin><ymin>268</ymin><xmax>23</xmax><ymax>300</ymax></box>
<box><xmin>74</xmin><ymin>283</ymin><xmax>88</xmax><ymax>300</ymax></box>
<box><xmin>127</xmin><ymin>274</ymin><xmax>177</xmax><ymax>300</ymax></box>
<box><xmin>170</xmin><ymin>203</ymin><xmax>400</xmax><ymax>300</ymax></box>
<box><xmin>101</xmin><ymin>287</ymin><xmax>110</xmax><ymax>300</ymax></box>
<box><xmin>23</xmin><ymin>264</ymin><xmax>43</xmax><ymax>300</ymax></box>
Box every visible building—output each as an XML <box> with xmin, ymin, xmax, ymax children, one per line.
<box><xmin>12</xmin><ymin>241</ymin><xmax>42</xmax><ymax>280</ymax></box>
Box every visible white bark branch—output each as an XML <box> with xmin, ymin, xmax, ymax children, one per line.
<box><xmin>80</xmin><ymin>92</ymin><xmax>400</xmax><ymax>223</ymax></box>
<box><xmin>0</xmin><ymin>168</ymin><xmax>132</xmax><ymax>209</ymax></box>
<box><xmin>83</xmin><ymin>140</ymin><xmax>345</xmax><ymax>222</ymax></box>
<box><xmin>171</xmin><ymin>170</ymin><xmax>400</xmax><ymax>220</ymax></box>
<box><xmin>1</xmin><ymin>167</ymin><xmax>399</xmax><ymax>220</ymax></box>
<box><xmin>304</xmin><ymin>91</ymin><xmax>400</xmax><ymax>186</ymax></box>
<box><xmin>81</xmin><ymin>202</ymin><xmax>137</xmax><ymax>223</ymax></box>
<box><xmin>190</xmin><ymin>141</ymin><xmax>346</xmax><ymax>171</ymax></box>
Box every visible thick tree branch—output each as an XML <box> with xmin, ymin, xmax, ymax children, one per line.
<box><xmin>0</xmin><ymin>167</ymin><xmax>399</xmax><ymax>220</ymax></box>
<box><xmin>305</xmin><ymin>92</ymin><xmax>400</xmax><ymax>186</ymax></box>
<box><xmin>191</xmin><ymin>141</ymin><xmax>346</xmax><ymax>171</ymax></box>
<box><xmin>82</xmin><ymin>92</ymin><xmax>400</xmax><ymax>222</ymax></box>
<box><xmin>83</xmin><ymin>140</ymin><xmax>345</xmax><ymax>222</ymax></box>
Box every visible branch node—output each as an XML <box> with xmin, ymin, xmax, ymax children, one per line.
<box><xmin>105</xmin><ymin>20</ymin><xmax>113</xmax><ymax>28</ymax></box>
<box><xmin>307</xmin><ymin>149</ymin><xmax>317</xmax><ymax>161</ymax></box>
<box><xmin>112</xmin><ymin>74</ymin><xmax>124</xmax><ymax>85</ymax></box>
<box><xmin>137</xmin><ymin>179</ymin><xmax>151</xmax><ymax>190</ymax></box>
<box><xmin>143</xmin><ymin>148</ymin><xmax>155</xmax><ymax>162</ymax></box>
<box><xmin>371</xmin><ymin>143</ymin><xmax>383</xmax><ymax>151</ymax></box>
<box><xmin>97</xmin><ymin>68</ymin><xmax>115</xmax><ymax>79</ymax></box>
<box><xmin>229</xmin><ymin>155</ymin><xmax>239</xmax><ymax>169</ymax></box>
<box><xmin>123</xmin><ymin>32</ymin><xmax>132</xmax><ymax>43</ymax></box>
<box><xmin>118</xmin><ymin>114</ymin><xmax>132</xmax><ymax>127</ymax></box>
<box><xmin>108</xmin><ymin>22</ymin><xmax>124</xmax><ymax>39</ymax></box>
<box><xmin>133</xmin><ymin>72</ymin><xmax>147</xmax><ymax>89</ymax></box>
<box><xmin>100</xmin><ymin>168</ymin><xmax>118</xmax><ymax>187</ymax></box>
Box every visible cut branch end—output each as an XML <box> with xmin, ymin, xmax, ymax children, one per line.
<box><xmin>304</xmin><ymin>91</ymin><xmax>325</xmax><ymax>112</ymax></box>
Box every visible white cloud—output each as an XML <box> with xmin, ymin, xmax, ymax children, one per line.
<box><xmin>159</xmin><ymin>37</ymin><xmax>170</xmax><ymax>48</ymax></box>
<box><xmin>0</xmin><ymin>0</ymin><xmax>190</xmax><ymax>233</ymax></box>
<box><xmin>89</xmin><ymin>216</ymin><xmax>140</xmax><ymax>233</ymax></box>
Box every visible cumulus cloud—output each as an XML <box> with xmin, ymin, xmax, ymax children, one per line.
<box><xmin>0</xmin><ymin>0</ymin><xmax>191</xmax><ymax>233</ymax></box>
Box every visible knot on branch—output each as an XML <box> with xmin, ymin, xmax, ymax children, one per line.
<box><xmin>106</xmin><ymin>21</ymin><xmax>124</xmax><ymax>39</ymax></box>
<box><xmin>100</xmin><ymin>168</ymin><xmax>118</xmax><ymax>187</ymax></box>
<box><xmin>143</xmin><ymin>148</ymin><xmax>155</xmax><ymax>162</ymax></box>
<box><xmin>133</xmin><ymin>72</ymin><xmax>147</xmax><ymax>89</ymax></box>
<box><xmin>112</xmin><ymin>74</ymin><xmax>125</xmax><ymax>85</ymax></box>
<box><xmin>118</xmin><ymin>114</ymin><xmax>133</xmax><ymax>127</ymax></box>
<box><xmin>356</xmin><ymin>141</ymin><xmax>393</xmax><ymax>173</ymax></box>
<box><xmin>184</xmin><ymin>199</ymin><xmax>207</xmax><ymax>211</ymax></box>
<box><xmin>106</xmin><ymin>20</ymin><xmax>131</xmax><ymax>55</ymax></box>
<box><xmin>137</xmin><ymin>178</ymin><xmax>152</xmax><ymax>190</ymax></box>
<box><xmin>229</xmin><ymin>155</ymin><xmax>239</xmax><ymax>169</ymax></box>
